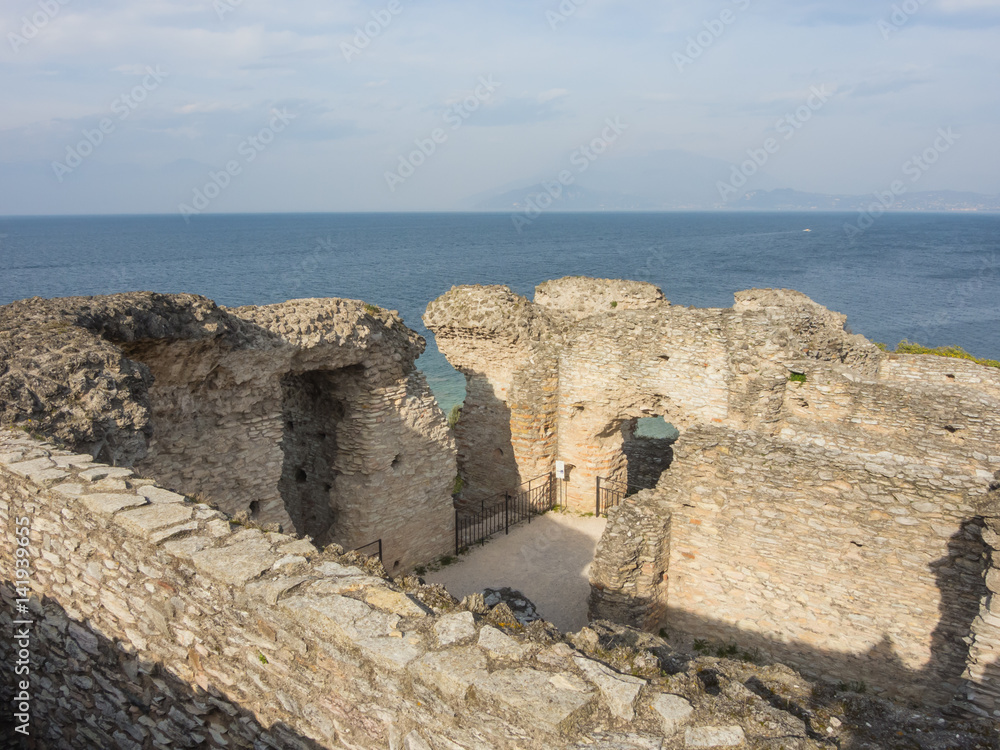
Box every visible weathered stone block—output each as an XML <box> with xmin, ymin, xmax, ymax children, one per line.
<box><xmin>434</xmin><ymin>611</ymin><xmax>476</xmax><ymax>647</ymax></box>
<box><xmin>684</xmin><ymin>726</ymin><xmax>746</xmax><ymax>748</ymax></box>
<box><xmin>115</xmin><ymin>503</ymin><xmax>194</xmax><ymax>538</ymax></box>
<box><xmin>477</xmin><ymin>625</ymin><xmax>531</xmax><ymax>660</ymax></box>
<box><xmin>472</xmin><ymin>668</ymin><xmax>596</xmax><ymax>734</ymax></box>
<box><xmin>653</xmin><ymin>693</ymin><xmax>694</xmax><ymax>737</ymax></box>
<box><xmin>81</xmin><ymin>493</ymin><xmax>148</xmax><ymax>516</ymax></box>
<box><xmin>409</xmin><ymin>646</ymin><xmax>488</xmax><ymax>701</ymax></box>
<box><xmin>191</xmin><ymin>541</ymin><xmax>280</xmax><ymax>586</ymax></box>
<box><xmin>363</xmin><ymin>587</ymin><xmax>430</xmax><ymax>618</ymax></box>
<box><xmin>572</xmin><ymin>655</ymin><xmax>646</xmax><ymax>721</ymax></box>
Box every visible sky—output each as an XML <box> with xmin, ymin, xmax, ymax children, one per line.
<box><xmin>1</xmin><ymin>0</ymin><xmax>999</xmax><ymax>214</ymax></box>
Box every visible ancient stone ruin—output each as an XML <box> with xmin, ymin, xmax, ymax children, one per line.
<box><xmin>1</xmin><ymin>282</ymin><xmax>999</xmax><ymax>748</ymax></box>
<box><xmin>0</xmin><ymin>292</ymin><xmax>455</xmax><ymax>570</ymax></box>
<box><xmin>426</xmin><ymin>276</ymin><xmax>1000</xmax><ymax>712</ymax></box>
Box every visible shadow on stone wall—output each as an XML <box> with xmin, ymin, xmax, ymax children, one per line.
<box><xmin>454</xmin><ymin>375</ymin><xmax>520</xmax><ymax>502</ymax></box>
<box><xmin>0</xmin><ymin>582</ymin><xmax>327</xmax><ymax>750</ymax></box>
<box><xmin>600</xmin><ymin>520</ymin><xmax>991</xmax><ymax>709</ymax></box>
<box><xmin>622</xmin><ymin>428</ymin><xmax>674</xmax><ymax>491</ymax></box>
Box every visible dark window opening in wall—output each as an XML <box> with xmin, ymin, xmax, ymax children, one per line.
<box><xmin>249</xmin><ymin>500</ymin><xmax>260</xmax><ymax>518</ymax></box>
<box><xmin>623</xmin><ymin>417</ymin><xmax>679</xmax><ymax>491</ymax></box>
<box><xmin>279</xmin><ymin>365</ymin><xmax>362</xmax><ymax>545</ymax></box>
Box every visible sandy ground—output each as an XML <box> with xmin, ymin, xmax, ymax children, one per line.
<box><xmin>424</xmin><ymin>512</ymin><xmax>607</xmax><ymax>633</ymax></box>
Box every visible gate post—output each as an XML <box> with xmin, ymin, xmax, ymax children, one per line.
<box><xmin>505</xmin><ymin>492</ymin><xmax>510</xmax><ymax>535</ymax></box>
<box><xmin>595</xmin><ymin>476</ymin><xmax>601</xmax><ymax>517</ymax></box>
<box><xmin>455</xmin><ymin>508</ymin><xmax>459</xmax><ymax>555</ymax></box>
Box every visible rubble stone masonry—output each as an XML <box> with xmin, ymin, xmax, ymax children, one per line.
<box><xmin>427</xmin><ymin>277</ymin><xmax>1000</xmax><ymax>711</ymax></box>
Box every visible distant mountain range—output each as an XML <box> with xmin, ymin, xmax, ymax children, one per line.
<box><xmin>470</xmin><ymin>149</ymin><xmax>1000</xmax><ymax>213</ymax></box>
<box><xmin>474</xmin><ymin>185</ymin><xmax>1000</xmax><ymax>213</ymax></box>
<box><xmin>733</xmin><ymin>189</ymin><xmax>1000</xmax><ymax>212</ymax></box>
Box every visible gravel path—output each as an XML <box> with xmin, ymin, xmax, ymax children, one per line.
<box><xmin>424</xmin><ymin>512</ymin><xmax>607</xmax><ymax>633</ymax></box>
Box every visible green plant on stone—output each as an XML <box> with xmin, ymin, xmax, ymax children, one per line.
<box><xmin>610</xmin><ymin>300</ymin><xmax>618</xmax><ymax>308</ymax></box>
<box><xmin>257</xmin><ymin>651</ymin><xmax>268</xmax><ymax>665</ymax></box>
<box><xmin>893</xmin><ymin>340</ymin><xmax>1000</xmax><ymax>369</ymax></box>
<box><xmin>447</xmin><ymin>404</ymin><xmax>462</xmax><ymax>429</ymax></box>
<box><xmin>693</xmin><ymin>638</ymin><xmax>710</xmax><ymax>653</ymax></box>
<box><xmin>788</xmin><ymin>372</ymin><xmax>807</xmax><ymax>383</ymax></box>
<box><xmin>836</xmin><ymin>680</ymin><xmax>867</xmax><ymax>694</ymax></box>
<box><xmin>452</xmin><ymin>474</ymin><xmax>464</xmax><ymax>495</ymax></box>
<box><xmin>714</xmin><ymin>642</ymin><xmax>740</xmax><ymax>658</ymax></box>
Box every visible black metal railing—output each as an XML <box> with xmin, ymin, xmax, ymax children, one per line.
<box><xmin>455</xmin><ymin>472</ymin><xmax>555</xmax><ymax>554</ymax></box>
<box><xmin>353</xmin><ymin>539</ymin><xmax>383</xmax><ymax>563</ymax></box>
<box><xmin>595</xmin><ymin>476</ymin><xmax>636</xmax><ymax>517</ymax></box>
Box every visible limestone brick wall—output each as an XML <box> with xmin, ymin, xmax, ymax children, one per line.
<box><xmin>426</xmin><ymin>278</ymin><xmax>1000</xmax><ymax>712</ymax></box>
<box><xmin>0</xmin><ymin>430</ymin><xmax>753</xmax><ymax>749</ymax></box>
<box><xmin>964</xmin><ymin>508</ymin><xmax>1000</xmax><ymax>717</ymax></box>
<box><xmin>0</xmin><ymin>293</ymin><xmax>458</xmax><ymax>572</ymax></box>
<box><xmin>124</xmin><ymin>337</ymin><xmax>291</xmax><ymax>530</ymax></box>
<box><xmin>426</xmin><ymin>279</ymin><xmax>878</xmax><ymax>511</ymax></box>
<box><xmin>588</xmin><ymin>493</ymin><xmax>671</xmax><ymax>630</ymax></box>
<box><xmin>656</xmin><ymin>425</ymin><xmax>997</xmax><ymax>708</ymax></box>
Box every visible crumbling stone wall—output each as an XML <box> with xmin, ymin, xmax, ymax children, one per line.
<box><xmin>963</xmin><ymin>477</ymin><xmax>1000</xmax><ymax>718</ymax></box>
<box><xmin>0</xmin><ymin>293</ymin><xmax>456</xmax><ymax>570</ymax></box>
<box><xmin>425</xmin><ymin>278</ymin><xmax>880</xmax><ymax>509</ymax></box>
<box><xmin>588</xmin><ymin>492</ymin><xmax>671</xmax><ymax>630</ymax></box>
<box><xmin>2</xmin><ymin>430</ymin><xmax>856</xmax><ymax>749</ymax></box>
<box><xmin>426</xmin><ymin>277</ymin><xmax>1000</xmax><ymax>710</ymax></box>
<box><xmin>647</xmin><ymin>425</ymin><xmax>994</xmax><ymax>707</ymax></box>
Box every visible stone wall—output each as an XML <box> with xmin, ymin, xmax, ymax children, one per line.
<box><xmin>963</xmin><ymin>477</ymin><xmax>1000</xmax><ymax>718</ymax></box>
<box><xmin>0</xmin><ymin>293</ymin><xmax>457</xmax><ymax>571</ymax></box>
<box><xmin>425</xmin><ymin>277</ymin><xmax>1000</xmax><ymax>710</ymax></box>
<box><xmin>425</xmin><ymin>279</ymin><xmax>883</xmax><ymax>510</ymax></box>
<box><xmin>651</xmin><ymin>425</ymin><xmax>996</xmax><ymax>706</ymax></box>
<box><xmin>0</xmin><ymin>429</ymin><xmax>851</xmax><ymax>749</ymax></box>
<box><xmin>588</xmin><ymin>492</ymin><xmax>671</xmax><ymax>630</ymax></box>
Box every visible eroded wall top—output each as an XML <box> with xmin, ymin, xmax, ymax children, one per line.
<box><xmin>0</xmin><ymin>292</ymin><xmax>423</xmax><ymax>465</ymax></box>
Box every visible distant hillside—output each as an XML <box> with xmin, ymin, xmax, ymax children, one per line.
<box><xmin>474</xmin><ymin>184</ymin><xmax>655</xmax><ymax>212</ymax></box>
<box><xmin>735</xmin><ymin>189</ymin><xmax>1000</xmax><ymax>212</ymax></box>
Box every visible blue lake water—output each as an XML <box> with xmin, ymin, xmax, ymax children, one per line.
<box><xmin>1</xmin><ymin>211</ymin><xmax>998</xmax><ymax>414</ymax></box>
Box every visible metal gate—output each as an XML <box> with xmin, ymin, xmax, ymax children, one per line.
<box><xmin>595</xmin><ymin>476</ymin><xmax>633</xmax><ymax>517</ymax></box>
<box><xmin>455</xmin><ymin>472</ymin><xmax>555</xmax><ymax>554</ymax></box>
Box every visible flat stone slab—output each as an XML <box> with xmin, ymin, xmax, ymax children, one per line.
<box><xmin>363</xmin><ymin>587</ymin><xmax>430</xmax><ymax>618</ymax></box>
<box><xmin>150</xmin><ymin>521</ymin><xmax>200</xmax><ymax>545</ymax></box>
<box><xmin>191</xmin><ymin>541</ymin><xmax>280</xmax><ymax>585</ymax></box>
<box><xmin>410</xmin><ymin>647</ymin><xmax>488</xmax><ymax>701</ymax></box>
<box><xmin>162</xmin><ymin>535</ymin><xmax>211</xmax><ymax>558</ymax></box>
<box><xmin>653</xmin><ymin>694</ymin><xmax>694</xmax><ymax>736</ymax></box>
<box><xmin>26</xmin><ymin>467</ymin><xmax>69</xmax><ymax>485</ymax></box>
<box><xmin>355</xmin><ymin>635</ymin><xmax>425</xmax><ymax>672</ymax></box>
<box><xmin>309</xmin><ymin>575</ymin><xmax>387</xmax><ymax>595</ymax></box>
<box><xmin>116</xmin><ymin>503</ymin><xmax>194</xmax><ymax>537</ymax></box>
<box><xmin>246</xmin><ymin>576</ymin><xmax>310</xmax><ymax>606</ymax></box>
<box><xmin>685</xmin><ymin>726</ymin><xmax>746</xmax><ymax>748</ymax></box>
<box><xmin>434</xmin><ymin>611</ymin><xmax>477</xmax><ymax>647</ymax></box>
<box><xmin>79</xmin><ymin>466</ymin><xmax>134</xmax><ymax>482</ymax></box>
<box><xmin>279</xmin><ymin>538</ymin><xmax>318</xmax><ymax>556</ymax></box>
<box><xmin>572</xmin><ymin>656</ymin><xmax>645</xmax><ymax>721</ymax></box>
<box><xmin>140</xmin><ymin>486</ymin><xmax>187</xmax><ymax>504</ymax></box>
<box><xmin>473</xmin><ymin>667</ymin><xmax>596</xmax><ymax>733</ymax></box>
<box><xmin>280</xmin><ymin>595</ymin><xmax>400</xmax><ymax>642</ymax></box>
<box><xmin>478</xmin><ymin>625</ymin><xmax>530</xmax><ymax>659</ymax></box>
<box><xmin>81</xmin><ymin>493</ymin><xmax>149</xmax><ymax>516</ymax></box>
<box><xmin>5</xmin><ymin>457</ymin><xmax>55</xmax><ymax>477</ymax></box>
<box><xmin>52</xmin><ymin>454</ymin><xmax>94</xmax><ymax>468</ymax></box>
